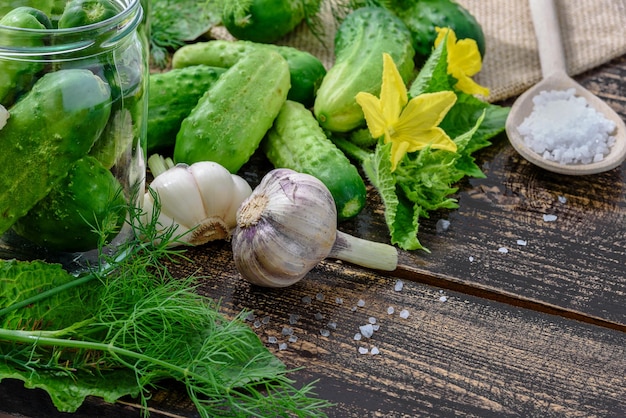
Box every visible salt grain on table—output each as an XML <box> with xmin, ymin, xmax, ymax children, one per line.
<box><xmin>387</xmin><ymin>306</ymin><xmax>395</xmax><ymax>315</ymax></box>
<box><xmin>399</xmin><ymin>309</ymin><xmax>410</xmax><ymax>319</ymax></box>
<box><xmin>543</xmin><ymin>214</ymin><xmax>558</xmax><ymax>222</ymax></box>
<box><xmin>289</xmin><ymin>313</ymin><xmax>300</xmax><ymax>324</ymax></box>
<box><xmin>518</xmin><ymin>88</ymin><xmax>616</xmax><ymax>165</ymax></box>
<box><xmin>370</xmin><ymin>347</ymin><xmax>380</xmax><ymax>355</ymax></box>
<box><xmin>436</xmin><ymin>219</ymin><xmax>451</xmax><ymax>233</ymax></box>
<box><xmin>359</xmin><ymin>324</ymin><xmax>374</xmax><ymax>338</ymax></box>
<box><xmin>358</xmin><ymin>347</ymin><xmax>369</xmax><ymax>355</ymax></box>
<box><xmin>394</xmin><ymin>280</ymin><xmax>404</xmax><ymax>292</ymax></box>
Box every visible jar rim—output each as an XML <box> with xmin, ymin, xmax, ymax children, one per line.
<box><xmin>0</xmin><ymin>0</ymin><xmax>141</xmax><ymax>34</ymax></box>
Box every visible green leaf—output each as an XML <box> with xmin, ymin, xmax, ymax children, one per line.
<box><xmin>150</xmin><ymin>0</ymin><xmax>222</xmax><ymax>66</ymax></box>
<box><xmin>408</xmin><ymin>36</ymin><xmax>451</xmax><ymax>97</ymax></box>
<box><xmin>0</xmin><ymin>361</ymin><xmax>141</xmax><ymax>413</ymax></box>
<box><xmin>0</xmin><ymin>260</ymin><xmax>98</xmax><ymax>331</ymax></box>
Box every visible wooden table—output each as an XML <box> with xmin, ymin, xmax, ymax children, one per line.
<box><xmin>2</xmin><ymin>55</ymin><xmax>625</xmax><ymax>418</ymax></box>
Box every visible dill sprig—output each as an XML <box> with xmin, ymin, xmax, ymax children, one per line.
<box><xmin>0</xmin><ymin>197</ymin><xmax>331</xmax><ymax>417</ymax></box>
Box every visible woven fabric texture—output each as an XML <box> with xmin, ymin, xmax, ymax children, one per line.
<box><xmin>212</xmin><ymin>0</ymin><xmax>626</xmax><ymax>102</ymax></box>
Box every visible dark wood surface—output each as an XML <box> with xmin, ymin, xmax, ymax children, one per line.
<box><xmin>2</xmin><ymin>56</ymin><xmax>625</xmax><ymax>418</ymax></box>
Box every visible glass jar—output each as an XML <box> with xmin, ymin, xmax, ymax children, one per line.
<box><xmin>0</xmin><ymin>0</ymin><xmax>147</xmax><ymax>269</ymax></box>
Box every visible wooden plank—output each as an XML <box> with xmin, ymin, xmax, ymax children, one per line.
<box><xmin>1</xmin><ymin>247</ymin><xmax>624</xmax><ymax>417</ymax></box>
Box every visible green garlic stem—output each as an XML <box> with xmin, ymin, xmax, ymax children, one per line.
<box><xmin>329</xmin><ymin>231</ymin><xmax>398</xmax><ymax>271</ymax></box>
<box><xmin>147</xmin><ymin>153</ymin><xmax>175</xmax><ymax>178</ymax></box>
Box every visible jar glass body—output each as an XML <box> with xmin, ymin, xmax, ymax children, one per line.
<box><xmin>0</xmin><ymin>0</ymin><xmax>147</xmax><ymax>269</ymax></box>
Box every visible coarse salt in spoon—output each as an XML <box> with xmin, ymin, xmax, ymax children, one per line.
<box><xmin>505</xmin><ymin>0</ymin><xmax>626</xmax><ymax>175</ymax></box>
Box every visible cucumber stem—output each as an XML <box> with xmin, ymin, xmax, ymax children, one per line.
<box><xmin>331</xmin><ymin>135</ymin><xmax>373</xmax><ymax>164</ymax></box>
<box><xmin>329</xmin><ymin>230</ymin><xmax>398</xmax><ymax>271</ymax></box>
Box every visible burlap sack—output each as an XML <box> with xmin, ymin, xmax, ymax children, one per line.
<box><xmin>212</xmin><ymin>0</ymin><xmax>626</xmax><ymax>103</ymax></box>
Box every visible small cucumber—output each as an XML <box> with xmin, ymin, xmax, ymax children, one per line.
<box><xmin>12</xmin><ymin>156</ymin><xmax>126</xmax><ymax>252</ymax></box>
<box><xmin>397</xmin><ymin>0</ymin><xmax>485</xmax><ymax>64</ymax></box>
<box><xmin>0</xmin><ymin>7</ymin><xmax>51</xmax><ymax>106</ymax></box>
<box><xmin>147</xmin><ymin>65</ymin><xmax>226</xmax><ymax>153</ymax></box>
<box><xmin>222</xmin><ymin>0</ymin><xmax>305</xmax><ymax>44</ymax></box>
<box><xmin>314</xmin><ymin>6</ymin><xmax>415</xmax><ymax>133</ymax></box>
<box><xmin>174</xmin><ymin>49</ymin><xmax>290</xmax><ymax>173</ymax></box>
<box><xmin>172</xmin><ymin>40</ymin><xmax>326</xmax><ymax>107</ymax></box>
<box><xmin>57</xmin><ymin>0</ymin><xmax>120</xmax><ymax>28</ymax></box>
<box><xmin>0</xmin><ymin>69</ymin><xmax>112</xmax><ymax>235</ymax></box>
<box><xmin>263</xmin><ymin>100</ymin><xmax>367</xmax><ymax>221</ymax></box>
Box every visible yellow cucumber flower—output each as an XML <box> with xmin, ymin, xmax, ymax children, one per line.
<box><xmin>435</xmin><ymin>27</ymin><xmax>490</xmax><ymax>97</ymax></box>
<box><xmin>355</xmin><ymin>53</ymin><xmax>457</xmax><ymax>171</ymax></box>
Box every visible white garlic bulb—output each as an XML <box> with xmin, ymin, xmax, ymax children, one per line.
<box><xmin>0</xmin><ymin>104</ymin><xmax>8</xmax><ymax>130</ymax></box>
<box><xmin>231</xmin><ymin>169</ymin><xmax>398</xmax><ymax>287</ymax></box>
<box><xmin>143</xmin><ymin>160</ymin><xmax>252</xmax><ymax>246</ymax></box>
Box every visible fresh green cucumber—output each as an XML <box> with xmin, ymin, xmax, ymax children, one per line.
<box><xmin>171</xmin><ymin>39</ymin><xmax>326</xmax><ymax>107</ymax></box>
<box><xmin>396</xmin><ymin>0</ymin><xmax>485</xmax><ymax>64</ymax></box>
<box><xmin>314</xmin><ymin>6</ymin><xmax>415</xmax><ymax>133</ymax></box>
<box><xmin>263</xmin><ymin>100</ymin><xmax>367</xmax><ymax>221</ymax></box>
<box><xmin>146</xmin><ymin>65</ymin><xmax>226</xmax><ymax>153</ymax></box>
<box><xmin>57</xmin><ymin>0</ymin><xmax>120</xmax><ymax>28</ymax></box>
<box><xmin>174</xmin><ymin>49</ymin><xmax>290</xmax><ymax>173</ymax></box>
<box><xmin>0</xmin><ymin>69</ymin><xmax>112</xmax><ymax>235</ymax></box>
<box><xmin>12</xmin><ymin>156</ymin><xmax>126</xmax><ymax>252</ymax></box>
<box><xmin>222</xmin><ymin>0</ymin><xmax>305</xmax><ymax>43</ymax></box>
<box><xmin>0</xmin><ymin>7</ymin><xmax>51</xmax><ymax>106</ymax></box>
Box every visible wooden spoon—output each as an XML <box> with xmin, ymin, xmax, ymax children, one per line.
<box><xmin>505</xmin><ymin>0</ymin><xmax>626</xmax><ymax>175</ymax></box>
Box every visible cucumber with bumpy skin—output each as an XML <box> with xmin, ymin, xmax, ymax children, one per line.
<box><xmin>174</xmin><ymin>49</ymin><xmax>290</xmax><ymax>173</ymax></box>
<box><xmin>171</xmin><ymin>40</ymin><xmax>326</xmax><ymax>107</ymax></box>
<box><xmin>222</xmin><ymin>0</ymin><xmax>306</xmax><ymax>44</ymax></box>
<box><xmin>0</xmin><ymin>7</ymin><xmax>51</xmax><ymax>106</ymax></box>
<box><xmin>147</xmin><ymin>65</ymin><xmax>226</xmax><ymax>153</ymax></box>
<box><xmin>12</xmin><ymin>156</ymin><xmax>126</xmax><ymax>252</ymax></box>
<box><xmin>57</xmin><ymin>0</ymin><xmax>120</xmax><ymax>28</ymax></box>
<box><xmin>397</xmin><ymin>0</ymin><xmax>485</xmax><ymax>65</ymax></box>
<box><xmin>0</xmin><ymin>69</ymin><xmax>112</xmax><ymax>235</ymax></box>
<box><xmin>263</xmin><ymin>100</ymin><xmax>367</xmax><ymax>221</ymax></box>
<box><xmin>314</xmin><ymin>6</ymin><xmax>415</xmax><ymax>133</ymax></box>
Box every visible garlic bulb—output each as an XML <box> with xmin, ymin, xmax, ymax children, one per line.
<box><xmin>143</xmin><ymin>158</ymin><xmax>252</xmax><ymax>246</ymax></box>
<box><xmin>231</xmin><ymin>168</ymin><xmax>398</xmax><ymax>287</ymax></box>
<box><xmin>0</xmin><ymin>105</ymin><xmax>8</xmax><ymax>130</ymax></box>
